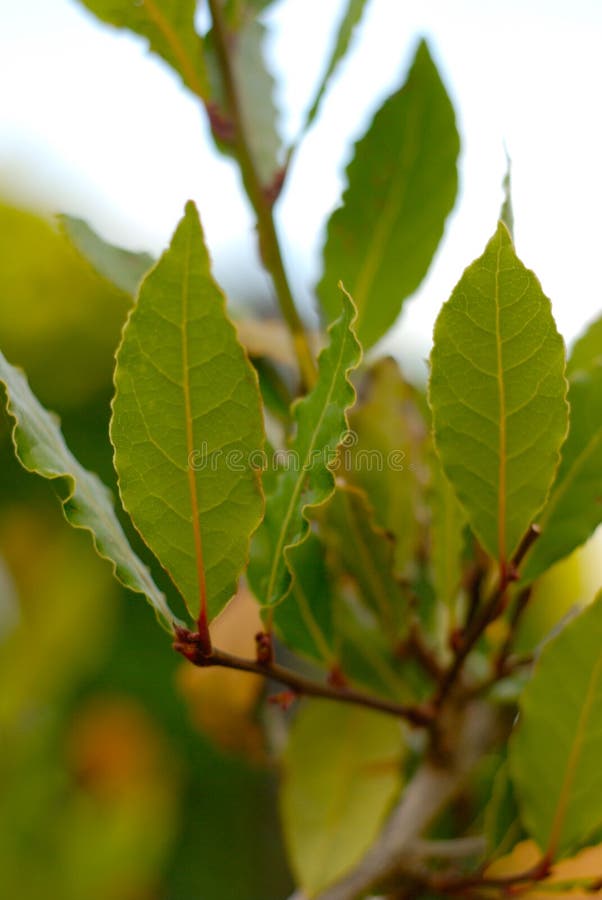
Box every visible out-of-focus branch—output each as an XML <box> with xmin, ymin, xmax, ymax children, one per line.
<box><xmin>206</xmin><ymin>0</ymin><xmax>317</xmax><ymax>390</ymax></box>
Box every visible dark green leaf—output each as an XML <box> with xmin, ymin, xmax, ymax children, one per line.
<box><xmin>485</xmin><ymin>763</ymin><xmax>523</xmax><ymax>858</ymax></box>
<box><xmin>111</xmin><ymin>201</ymin><xmax>264</xmax><ymax>622</ymax></box>
<box><xmin>318</xmin><ymin>39</ymin><xmax>459</xmax><ymax>348</ymax></box>
<box><xmin>429</xmin><ymin>222</ymin><xmax>568</xmax><ymax>566</ymax></box>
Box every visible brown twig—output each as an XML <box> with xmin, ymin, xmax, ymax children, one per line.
<box><xmin>494</xmin><ymin>586</ymin><xmax>533</xmax><ymax>677</ymax></box>
<box><xmin>396</xmin><ymin>619</ymin><xmax>445</xmax><ymax>683</ymax></box>
<box><xmin>431</xmin><ymin>853</ymin><xmax>552</xmax><ymax>895</ymax></box>
<box><xmin>434</xmin><ymin>525</ymin><xmax>541</xmax><ymax>708</ymax></box>
<box><xmin>173</xmin><ymin>627</ymin><xmax>434</xmax><ymax>727</ymax></box>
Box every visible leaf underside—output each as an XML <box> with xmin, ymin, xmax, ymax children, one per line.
<box><xmin>429</xmin><ymin>222</ymin><xmax>568</xmax><ymax>565</ymax></box>
<box><xmin>111</xmin><ymin>201</ymin><xmax>264</xmax><ymax>622</ymax></box>
<box><xmin>0</xmin><ymin>351</ymin><xmax>178</xmax><ymax>630</ymax></box>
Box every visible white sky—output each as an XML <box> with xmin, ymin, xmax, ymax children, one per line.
<box><xmin>1</xmin><ymin>0</ymin><xmax>602</xmax><ymax>376</ymax></box>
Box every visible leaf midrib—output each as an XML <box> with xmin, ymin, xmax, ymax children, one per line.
<box><xmin>494</xmin><ymin>239</ymin><xmax>508</xmax><ymax>566</ymax></box>
<box><xmin>181</xmin><ymin>226</ymin><xmax>208</xmax><ymax>619</ymax></box>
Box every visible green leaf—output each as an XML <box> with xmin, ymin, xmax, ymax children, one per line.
<box><xmin>568</xmin><ymin>314</ymin><xmax>602</xmax><ymax>377</ymax></box>
<box><xmin>281</xmin><ymin>699</ymin><xmax>403</xmax><ymax>897</ymax></box>
<box><xmin>111</xmin><ymin>201</ymin><xmax>264</xmax><ymax>622</ymax></box>
<box><xmin>520</xmin><ymin>364</ymin><xmax>602</xmax><ymax>584</ymax></box>
<box><xmin>0</xmin><ymin>202</ymin><xmax>129</xmax><ymax>408</ymax></box>
<box><xmin>509</xmin><ymin>594</ymin><xmax>602</xmax><ymax>857</ymax></box>
<box><xmin>345</xmin><ymin>358</ymin><xmax>429</xmax><ymax>576</ymax></box>
<box><xmin>318</xmin><ymin>484</ymin><xmax>410</xmax><ymax>638</ymax></box>
<box><xmin>430</xmin><ymin>458</ymin><xmax>466</xmax><ymax>618</ymax></box>
<box><xmin>206</xmin><ymin>16</ymin><xmax>282</xmax><ymax>187</ymax></box>
<box><xmin>273</xmin><ymin>533</ymin><xmax>336</xmax><ymax>666</ymax></box>
<box><xmin>318</xmin><ymin>39</ymin><xmax>459</xmax><ymax>349</ymax></box>
<box><xmin>60</xmin><ymin>215</ymin><xmax>154</xmax><ymax>295</ymax></box>
<box><xmin>429</xmin><ymin>222</ymin><xmax>568</xmax><ymax>566</ymax></box>
<box><xmin>302</xmin><ymin>0</ymin><xmax>370</xmax><ymax>134</ymax></box>
<box><xmin>335</xmin><ymin>595</ymin><xmax>424</xmax><ymax>701</ymax></box>
<box><xmin>249</xmin><ymin>291</ymin><xmax>361</xmax><ymax>606</ymax></box>
<box><xmin>485</xmin><ymin>762</ymin><xmax>523</xmax><ymax>858</ymax></box>
<box><xmin>0</xmin><ymin>351</ymin><xmax>178</xmax><ymax>630</ymax></box>
<box><xmin>77</xmin><ymin>0</ymin><xmax>209</xmax><ymax>99</ymax></box>
<box><xmin>249</xmin><ymin>287</ymin><xmax>361</xmax><ymax>608</ymax></box>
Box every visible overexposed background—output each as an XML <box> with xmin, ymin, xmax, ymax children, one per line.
<box><xmin>1</xmin><ymin>0</ymin><xmax>602</xmax><ymax>371</ymax></box>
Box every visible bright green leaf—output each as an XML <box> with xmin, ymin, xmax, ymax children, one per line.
<box><xmin>0</xmin><ymin>351</ymin><xmax>178</xmax><ymax>630</ymax></box>
<box><xmin>520</xmin><ymin>365</ymin><xmax>602</xmax><ymax>584</ymax></box>
<box><xmin>302</xmin><ymin>0</ymin><xmax>370</xmax><ymax>135</ymax></box>
<box><xmin>318</xmin><ymin>39</ymin><xmax>459</xmax><ymax>348</ymax></box>
<box><xmin>429</xmin><ymin>222</ymin><xmax>568</xmax><ymax>566</ymax></box>
<box><xmin>111</xmin><ymin>201</ymin><xmax>264</xmax><ymax>622</ymax></box>
<box><xmin>60</xmin><ymin>215</ymin><xmax>154</xmax><ymax>295</ymax></box>
<box><xmin>509</xmin><ymin>594</ymin><xmax>602</xmax><ymax>857</ymax></box>
<box><xmin>248</xmin><ymin>287</ymin><xmax>361</xmax><ymax>608</ymax></box>
<box><xmin>77</xmin><ymin>0</ymin><xmax>209</xmax><ymax>99</ymax></box>
<box><xmin>568</xmin><ymin>314</ymin><xmax>602</xmax><ymax>377</ymax></box>
<box><xmin>318</xmin><ymin>484</ymin><xmax>410</xmax><ymax>638</ymax></box>
<box><xmin>281</xmin><ymin>699</ymin><xmax>403</xmax><ymax>897</ymax></box>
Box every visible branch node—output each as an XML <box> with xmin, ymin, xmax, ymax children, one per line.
<box><xmin>255</xmin><ymin>630</ymin><xmax>274</xmax><ymax>666</ymax></box>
